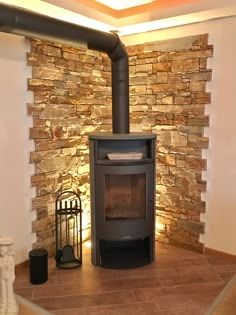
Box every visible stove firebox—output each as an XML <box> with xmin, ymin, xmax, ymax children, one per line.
<box><xmin>89</xmin><ymin>133</ymin><xmax>156</xmax><ymax>269</ymax></box>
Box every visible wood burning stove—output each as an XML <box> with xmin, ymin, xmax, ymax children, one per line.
<box><xmin>89</xmin><ymin>133</ymin><xmax>156</xmax><ymax>269</ymax></box>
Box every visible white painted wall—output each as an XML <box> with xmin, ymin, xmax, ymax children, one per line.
<box><xmin>1</xmin><ymin>15</ymin><xmax>236</xmax><ymax>263</ymax></box>
<box><xmin>0</xmin><ymin>32</ymin><xmax>35</xmax><ymax>264</ymax></box>
<box><xmin>122</xmin><ymin>15</ymin><xmax>236</xmax><ymax>256</ymax></box>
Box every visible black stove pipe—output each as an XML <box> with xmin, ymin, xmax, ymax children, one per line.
<box><xmin>0</xmin><ymin>3</ymin><xmax>129</xmax><ymax>133</ymax></box>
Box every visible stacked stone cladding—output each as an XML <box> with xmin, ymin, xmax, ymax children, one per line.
<box><xmin>28</xmin><ymin>33</ymin><xmax>213</xmax><ymax>255</ymax></box>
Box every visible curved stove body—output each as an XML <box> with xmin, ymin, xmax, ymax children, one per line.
<box><xmin>89</xmin><ymin>133</ymin><xmax>156</xmax><ymax>269</ymax></box>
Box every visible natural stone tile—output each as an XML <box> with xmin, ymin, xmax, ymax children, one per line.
<box><xmin>153</xmin><ymin>62</ymin><xmax>171</xmax><ymax>72</ymax></box>
<box><xmin>171</xmin><ymin>59</ymin><xmax>199</xmax><ymax>73</ymax></box>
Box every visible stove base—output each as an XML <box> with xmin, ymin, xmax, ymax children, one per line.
<box><xmin>98</xmin><ymin>236</ymin><xmax>154</xmax><ymax>269</ymax></box>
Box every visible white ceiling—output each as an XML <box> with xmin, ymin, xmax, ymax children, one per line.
<box><xmin>0</xmin><ymin>0</ymin><xmax>236</xmax><ymax>36</ymax></box>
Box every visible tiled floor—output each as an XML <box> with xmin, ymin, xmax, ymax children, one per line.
<box><xmin>14</xmin><ymin>241</ymin><xmax>236</xmax><ymax>315</ymax></box>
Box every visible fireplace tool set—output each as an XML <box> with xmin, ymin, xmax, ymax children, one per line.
<box><xmin>55</xmin><ymin>191</ymin><xmax>82</xmax><ymax>269</ymax></box>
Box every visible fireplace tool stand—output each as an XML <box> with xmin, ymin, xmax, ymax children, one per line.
<box><xmin>55</xmin><ymin>191</ymin><xmax>82</xmax><ymax>269</ymax></box>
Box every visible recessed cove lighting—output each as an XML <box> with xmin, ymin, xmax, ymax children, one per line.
<box><xmin>95</xmin><ymin>0</ymin><xmax>154</xmax><ymax>10</ymax></box>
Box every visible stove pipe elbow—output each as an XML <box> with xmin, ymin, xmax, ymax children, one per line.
<box><xmin>0</xmin><ymin>3</ymin><xmax>130</xmax><ymax>133</ymax></box>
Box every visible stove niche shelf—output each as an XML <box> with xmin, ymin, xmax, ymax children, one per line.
<box><xmin>89</xmin><ymin>132</ymin><xmax>156</xmax><ymax>164</ymax></box>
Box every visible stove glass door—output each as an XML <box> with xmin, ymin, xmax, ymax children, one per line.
<box><xmin>104</xmin><ymin>173</ymin><xmax>146</xmax><ymax>220</ymax></box>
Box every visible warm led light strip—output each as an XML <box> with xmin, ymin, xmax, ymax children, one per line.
<box><xmin>95</xmin><ymin>0</ymin><xmax>154</xmax><ymax>10</ymax></box>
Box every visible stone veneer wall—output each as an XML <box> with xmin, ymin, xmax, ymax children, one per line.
<box><xmin>126</xmin><ymin>34</ymin><xmax>213</xmax><ymax>253</ymax></box>
<box><xmin>28</xmin><ymin>34</ymin><xmax>213</xmax><ymax>255</ymax></box>
<box><xmin>28</xmin><ymin>39</ymin><xmax>112</xmax><ymax>254</ymax></box>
